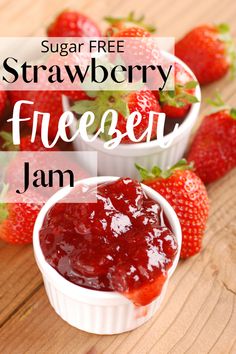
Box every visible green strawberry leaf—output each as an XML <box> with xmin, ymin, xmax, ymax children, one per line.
<box><xmin>73</xmin><ymin>90</ymin><xmax>131</xmax><ymax>141</ymax></box>
<box><xmin>206</xmin><ymin>93</ymin><xmax>236</xmax><ymax>117</ymax></box>
<box><xmin>167</xmin><ymin>91</ymin><xmax>175</xmax><ymax>98</ymax></box>
<box><xmin>217</xmin><ymin>23</ymin><xmax>230</xmax><ymax>34</ymax></box>
<box><xmin>151</xmin><ymin>166</ymin><xmax>162</xmax><ymax>176</ymax></box>
<box><xmin>0</xmin><ymin>184</ymin><xmax>9</xmax><ymax>223</ymax></box>
<box><xmin>159</xmin><ymin>80</ymin><xmax>198</xmax><ymax>107</ymax></box>
<box><xmin>115</xmin><ymin>99</ymin><xmax>130</xmax><ymax>118</ymax></box>
<box><xmin>217</xmin><ymin>23</ymin><xmax>236</xmax><ymax>79</ymax></box>
<box><xmin>230</xmin><ymin>108</ymin><xmax>236</xmax><ymax>120</ymax></box>
<box><xmin>104</xmin><ymin>12</ymin><xmax>156</xmax><ymax>33</ymax></box>
<box><xmin>87</xmin><ymin>118</ymin><xmax>101</xmax><ymax>135</ymax></box>
<box><xmin>72</xmin><ymin>100</ymin><xmax>97</xmax><ymax>115</ymax></box>
<box><xmin>135</xmin><ymin>164</ymin><xmax>156</xmax><ymax>180</ymax></box>
<box><xmin>135</xmin><ymin>159</ymin><xmax>193</xmax><ymax>181</ymax></box>
<box><xmin>173</xmin><ymin>100</ymin><xmax>186</xmax><ymax>108</ymax></box>
<box><xmin>86</xmin><ymin>91</ymin><xmax>98</xmax><ymax>98</ymax></box>
<box><xmin>0</xmin><ymin>203</ymin><xmax>8</xmax><ymax>223</ymax></box>
<box><xmin>183</xmin><ymin>81</ymin><xmax>198</xmax><ymax>90</ymax></box>
<box><xmin>206</xmin><ymin>92</ymin><xmax>226</xmax><ymax>107</ymax></box>
<box><xmin>104</xmin><ymin>16</ymin><xmax>122</xmax><ymax>25</ymax></box>
<box><xmin>99</xmin><ymin>114</ymin><xmax>114</xmax><ymax>141</ymax></box>
<box><xmin>228</xmin><ymin>43</ymin><xmax>236</xmax><ymax>79</ymax></box>
<box><xmin>171</xmin><ymin>158</ymin><xmax>193</xmax><ymax>171</ymax></box>
<box><xmin>0</xmin><ymin>131</ymin><xmax>19</xmax><ymax>151</ymax></box>
<box><xmin>182</xmin><ymin>94</ymin><xmax>199</xmax><ymax>104</ymax></box>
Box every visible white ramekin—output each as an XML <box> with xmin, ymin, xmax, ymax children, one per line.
<box><xmin>33</xmin><ymin>176</ymin><xmax>181</xmax><ymax>335</ymax></box>
<box><xmin>63</xmin><ymin>53</ymin><xmax>201</xmax><ymax>179</ymax></box>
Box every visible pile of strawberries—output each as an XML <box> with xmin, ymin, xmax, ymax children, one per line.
<box><xmin>0</xmin><ymin>10</ymin><xmax>235</xmax><ymax>261</ymax></box>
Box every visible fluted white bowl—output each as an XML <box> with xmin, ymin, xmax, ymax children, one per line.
<box><xmin>33</xmin><ymin>176</ymin><xmax>182</xmax><ymax>334</ymax></box>
<box><xmin>63</xmin><ymin>53</ymin><xmax>201</xmax><ymax>178</ymax></box>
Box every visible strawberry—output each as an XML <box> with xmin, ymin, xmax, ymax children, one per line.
<box><xmin>9</xmin><ymin>90</ymin><xmax>64</xmax><ymax>140</ymax></box>
<box><xmin>0</xmin><ymin>187</ymin><xmax>43</xmax><ymax>244</ymax></box>
<box><xmin>8</xmin><ymin>90</ymin><xmax>90</xmax><ymax>142</ymax></box>
<box><xmin>47</xmin><ymin>10</ymin><xmax>101</xmax><ymax>38</ymax></box>
<box><xmin>113</xmin><ymin>26</ymin><xmax>152</xmax><ymax>64</ymax></box>
<box><xmin>116</xmin><ymin>89</ymin><xmax>161</xmax><ymax>143</ymax></box>
<box><xmin>64</xmin><ymin>90</ymin><xmax>91</xmax><ymax>102</ymax></box>
<box><xmin>104</xmin><ymin>11</ymin><xmax>156</xmax><ymax>37</ymax></box>
<box><xmin>113</xmin><ymin>26</ymin><xmax>160</xmax><ymax>85</ymax></box>
<box><xmin>0</xmin><ymin>131</ymin><xmax>59</xmax><ymax>151</ymax></box>
<box><xmin>175</xmin><ymin>24</ymin><xmax>236</xmax><ymax>85</ymax></box>
<box><xmin>0</xmin><ymin>88</ymin><xmax>7</xmax><ymax>118</ymax></box>
<box><xmin>136</xmin><ymin>159</ymin><xmax>209</xmax><ymax>258</ymax></box>
<box><xmin>157</xmin><ymin>63</ymin><xmax>199</xmax><ymax>119</ymax></box>
<box><xmin>114</xmin><ymin>26</ymin><xmax>151</xmax><ymax>38</ymax></box>
<box><xmin>187</xmin><ymin>95</ymin><xmax>236</xmax><ymax>184</ymax></box>
<box><xmin>7</xmin><ymin>50</ymin><xmax>92</xmax><ymax>140</ymax></box>
<box><xmin>72</xmin><ymin>88</ymin><xmax>161</xmax><ymax>143</ymax></box>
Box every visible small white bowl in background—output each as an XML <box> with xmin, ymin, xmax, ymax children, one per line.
<box><xmin>62</xmin><ymin>53</ymin><xmax>201</xmax><ymax>179</ymax></box>
<box><xmin>33</xmin><ymin>176</ymin><xmax>182</xmax><ymax>335</ymax></box>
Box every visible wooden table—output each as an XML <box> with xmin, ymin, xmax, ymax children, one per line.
<box><xmin>0</xmin><ymin>0</ymin><xmax>236</xmax><ymax>353</ymax></box>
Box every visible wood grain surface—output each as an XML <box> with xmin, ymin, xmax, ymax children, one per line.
<box><xmin>0</xmin><ymin>0</ymin><xmax>236</xmax><ymax>353</ymax></box>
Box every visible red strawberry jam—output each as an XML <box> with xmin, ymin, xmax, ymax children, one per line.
<box><xmin>40</xmin><ymin>178</ymin><xmax>178</xmax><ymax>306</ymax></box>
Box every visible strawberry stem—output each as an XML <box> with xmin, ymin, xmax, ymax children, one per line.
<box><xmin>230</xmin><ymin>108</ymin><xmax>236</xmax><ymax>120</ymax></box>
<box><xmin>159</xmin><ymin>81</ymin><xmax>199</xmax><ymax>107</ymax></box>
<box><xmin>72</xmin><ymin>90</ymin><xmax>130</xmax><ymax>140</ymax></box>
<box><xmin>136</xmin><ymin>159</ymin><xmax>193</xmax><ymax>180</ymax></box>
<box><xmin>104</xmin><ymin>12</ymin><xmax>156</xmax><ymax>33</ymax></box>
<box><xmin>206</xmin><ymin>93</ymin><xmax>236</xmax><ymax>119</ymax></box>
<box><xmin>217</xmin><ymin>23</ymin><xmax>236</xmax><ymax>79</ymax></box>
<box><xmin>206</xmin><ymin>92</ymin><xmax>226</xmax><ymax>108</ymax></box>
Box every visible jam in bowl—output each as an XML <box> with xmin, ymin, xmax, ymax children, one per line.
<box><xmin>33</xmin><ymin>176</ymin><xmax>182</xmax><ymax>334</ymax></box>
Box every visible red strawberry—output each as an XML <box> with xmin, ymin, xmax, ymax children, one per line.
<box><xmin>113</xmin><ymin>26</ymin><xmax>152</xmax><ymax>63</ymax></box>
<box><xmin>114</xmin><ymin>26</ymin><xmax>151</xmax><ymax>38</ymax></box>
<box><xmin>0</xmin><ymin>131</ymin><xmax>59</xmax><ymax>151</ymax></box>
<box><xmin>72</xmin><ymin>88</ymin><xmax>161</xmax><ymax>143</ymax></box>
<box><xmin>9</xmin><ymin>90</ymin><xmax>90</xmax><ymax>142</ymax></box>
<box><xmin>136</xmin><ymin>159</ymin><xmax>209</xmax><ymax>258</ymax></box>
<box><xmin>104</xmin><ymin>11</ymin><xmax>156</xmax><ymax>37</ymax></box>
<box><xmin>117</xmin><ymin>89</ymin><xmax>161</xmax><ymax>143</ymax></box>
<box><xmin>175</xmin><ymin>24</ymin><xmax>236</xmax><ymax>85</ymax></box>
<box><xmin>8</xmin><ymin>54</ymin><xmax>91</xmax><ymax>140</ymax></box>
<box><xmin>20</xmin><ymin>135</ymin><xmax>59</xmax><ymax>151</ymax></box>
<box><xmin>47</xmin><ymin>10</ymin><xmax>101</xmax><ymax>38</ymax></box>
<box><xmin>187</xmin><ymin>96</ymin><xmax>236</xmax><ymax>184</ymax></box>
<box><xmin>8</xmin><ymin>90</ymin><xmax>64</xmax><ymax>140</ymax></box>
<box><xmin>0</xmin><ymin>188</ymin><xmax>43</xmax><ymax>244</ymax></box>
<box><xmin>0</xmin><ymin>88</ymin><xmax>7</xmax><ymax>117</ymax></box>
<box><xmin>157</xmin><ymin>63</ymin><xmax>199</xmax><ymax>119</ymax></box>
<box><xmin>113</xmin><ymin>27</ymin><xmax>160</xmax><ymax>85</ymax></box>
<box><xmin>65</xmin><ymin>90</ymin><xmax>91</xmax><ymax>102</ymax></box>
